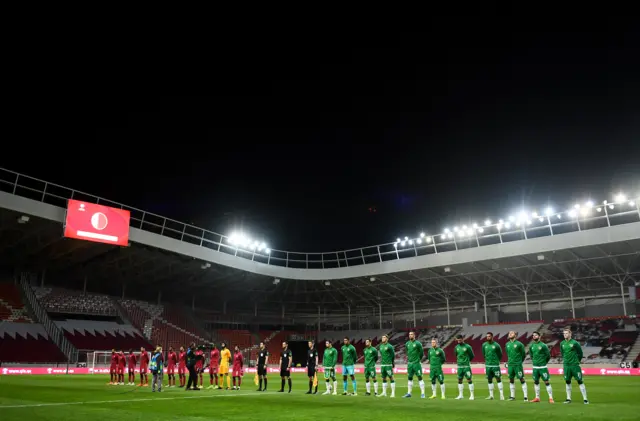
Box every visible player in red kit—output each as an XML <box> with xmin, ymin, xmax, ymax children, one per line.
<box><xmin>139</xmin><ymin>347</ymin><xmax>149</xmax><ymax>386</ymax></box>
<box><xmin>108</xmin><ymin>349</ymin><xmax>118</xmax><ymax>385</ymax></box>
<box><xmin>128</xmin><ymin>349</ymin><xmax>137</xmax><ymax>385</ymax></box>
<box><xmin>178</xmin><ymin>346</ymin><xmax>187</xmax><ymax>387</ymax></box>
<box><xmin>117</xmin><ymin>350</ymin><xmax>126</xmax><ymax>385</ymax></box>
<box><xmin>232</xmin><ymin>345</ymin><xmax>244</xmax><ymax>390</ymax></box>
<box><xmin>207</xmin><ymin>344</ymin><xmax>221</xmax><ymax>389</ymax></box>
<box><xmin>195</xmin><ymin>347</ymin><xmax>205</xmax><ymax>388</ymax></box>
<box><xmin>166</xmin><ymin>347</ymin><xmax>178</xmax><ymax>387</ymax></box>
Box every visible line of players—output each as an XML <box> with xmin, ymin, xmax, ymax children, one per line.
<box><xmin>268</xmin><ymin>328</ymin><xmax>589</xmax><ymax>404</ymax></box>
<box><xmin>108</xmin><ymin>342</ymin><xmax>246</xmax><ymax>390</ymax></box>
<box><xmin>109</xmin><ymin>327</ymin><xmax>589</xmax><ymax>404</ymax></box>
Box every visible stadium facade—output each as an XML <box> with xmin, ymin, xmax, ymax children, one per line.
<box><xmin>1</xmin><ymin>167</ymin><xmax>640</xmax><ymax>370</ymax></box>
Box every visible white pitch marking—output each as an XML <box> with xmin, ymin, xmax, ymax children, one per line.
<box><xmin>1</xmin><ymin>391</ymin><xmax>278</xmax><ymax>409</ymax></box>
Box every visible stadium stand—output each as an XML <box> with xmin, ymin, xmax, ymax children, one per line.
<box><xmin>56</xmin><ymin>320</ymin><xmax>151</xmax><ymax>351</ymax></box>
<box><xmin>34</xmin><ymin>287</ymin><xmax>117</xmax><ymax>316</ymax></box>
<box><xmin>547</xmin><ymin>317</ymin><xmax>638</xmax><ymax>364</ymax></box>
<box><xmin>0</xmin><ymin>283</ymin><xmax>34</xmax><ymax>323</ymax></box>
<box><xmin>0</xmin><ymin>322</ymin><xmax>66</xmax><ymax>363</ymax></box>
<box><xmin>119</xmin><ymin>299</ymin><xmax>209</xmax><ymax>351</ymax></box>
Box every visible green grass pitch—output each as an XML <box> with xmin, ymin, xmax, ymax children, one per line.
<box><xmin>1</xmin><ymin>374</ymin><xmax>639</xmax><ymax>420</ymax></box>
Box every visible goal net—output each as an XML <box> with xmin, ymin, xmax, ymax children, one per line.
<box><xmin>88</xmin><ymin>351</ymin><xmax>150</xmax><ymax>374</ymax></box>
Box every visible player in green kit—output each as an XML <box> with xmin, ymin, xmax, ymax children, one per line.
<box><xmin>560</xmin><ymin>328</ymin><xmax>589</xmax><ymax>404</ymax></box>
<box><xmin>363</xmin><ymin>338</ymin><xmax>378</xmax><ymax>396</ymax></box>
<box><xmin>454</xmin><ymin>334</ymin><xmax>475</xmax><ymax>400</ymax></box>
<box><xmin>341</xmin><ymin>337</ymin><xmax>358</xmax><ymax>395</ymax></box>
<box><xmin>377</xmin><ymin>334</ymin><xmax>396</xmax><ymax>398</ymax></box>
<box><xmin>403</xmin><ymin>331</ymin><xmax>426</xmax><ymax>398</ymax></box>
<box><xmin>427</xmin><ymin>338</ymin><xmax>446</xmax><ymax>399</ymax></box>
<box><xmin>505</xmin><ymin>330</ymin><xmax>528</xmax><ymax>401</ymax></box>
<box><xmin>482</xmin><ymin>332</ymin><xmax>505</xmax><ymax>400</ymax></box>
<box><xmin>322</xmin><ymin>341</ymin><xmax>338</xmax><ymax>395</ymax></box>
<box><xmin>529</xmin><ymin>331</ymin><xmax>554</xmax><ymax>403</ymax></box>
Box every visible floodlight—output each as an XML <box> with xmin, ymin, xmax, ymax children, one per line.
<box><xmin>508</xmin><ymin>215</ymin><xmax>515</xmax><ymax>222</ymax></box>
<box><xmin>586</xmin><ymin>200</ymin><xmax>594</xmax><ymax>207</ymax></box>
<box><xmin>397</xmin><ymin>238</ymin><xmax>401</xmax><ymax>243</ymax></box>
<box><xmin>466</xmin><ymin>229</ymin><xmax>473</xmax><ymax>236</ymax></box>
<box><xmin>532</xmin><ymin>212</ymin><xmax>538</xmax><ymax>218</ymax></box>
<box><xmin>630</xmin><ymin>201</ymin><xmax>635</xmax><ymax>206</ymax></box>
<box><xmin>453</xmin><ymin>226</ymin><xmax>459</xmax><ymax>232</ymax></box>
<box><xmin>615</xmin><ymin>193</ymin><xmax>626</xmax><ymax>202</ymax></box>
<box><xmin>484</xmin><ymin>219</ymin><xmax>492</xmax><ymax>226</ymax></box>
<box><xmin>417</xmin><ymin>238</ymin><xmax>422</xmax><ymax>244</ymax></box>
<box><xmin>545</xmin><ymin>207</ymin><xmax>553</xmax><ymax>216</ymax></box>
<box><xmin>472</xmin><ymin>223</ymin><xmax>478</xmax><ymax>228</ymax></box>
<box><xmin>477</xmin><ymin>228</ymin><xmax>484</xmax><ymax>233</ymax></box>
<box><xmin>568</xmin><ymin>210</ymin><xmax>577</xmax><ymax>218</ymax></box>
<box><xmin>420</xmin><ymin>232</ymin><xmax>425</xmax><ymax>237</ymax></box>
<box><xmin>401</xmin><ymin>241</ymin><xmax>406</xmax><ymax>246</ymax></box>
<box><xmin>426</xmin><ymin>237</ymin><xmax>432</xmax><ymax>243</ymax></box>
<box><xmin>574</xmin><ymin>204</ymin><xmax>580</xmax><ymax>209</ymax></box>
<box><xmin>505</xmin><ymin>222</ymin><xmax>511</xmax><ymax>229</ymax></box>
<box><xmin>408</xmin><ymin>240</ymin><xmax>414</xmax><ymax>245</ymax></box>
<box><xmin>265</xmin><ymin>249</ymin><xmax>271</xmax><ymax>254</ymax></box>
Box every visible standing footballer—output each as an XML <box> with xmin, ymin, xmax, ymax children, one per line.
<box><xmin>278</xmin><ymin>341</ymin><xmax>293</xmax><ymax>393</ymax></box>
<box><xmin>256</xmin><ymin>342</ymin><xmax>269</xmax><ymax>391</ymax></box>
<box><xmin>306</xmin><ymin>340</ymin><xmax>319</xmax><ymax>394</ymax></box>
<box><xmin>560</xmin><ymin>327</ymin><xmax>589</xmax><ymax>404</ymax></box>
<box><xmin>482</xmin><ymin>332</ymin><xmax>505</xmax><ymax>400</ymax></box>
<box><xmin>377</xmin><ymin>334</ymin><xmax>396</xmax><ymax>398</ymax></box>
<box><xmin>454</xmin><ymin>334</ymin><xmax>475</xmax><ymax>400</ymax></box>
<box><xmin>505</xmin><ymin>330</ymin><xmax>528</xmax><ymax>401</ymax></box>
<box><xmin>427</xmin><ymin>338</ymin><xmax>446</xmax><ymax>399</ymax></box>
<box><xmin>403</xmin><ymin>331</ymin><xmax>426</xmax><ymax>398</ymax></box>
<box><xmin>341</xmin><ymin>337</ymin><xmax>358</xmax><ymax>395</ymax></box>
<box><xmin>322</xmin><ymin>340</ymin><xmax>338</xmax><ymax>395</ymax></box>
<box><xmin>363</xmin><ymin>338</ymin><xmax>378</xmax><ymax>396</ymax></box>
<box><xmin>530</xmin><ymin>331</ymin><xmax>554</xmax><ymax>403</ymax></box>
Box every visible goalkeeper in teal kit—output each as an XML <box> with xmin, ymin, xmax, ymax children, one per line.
<box><xmin>402</xmin><ymin>331</ymin><xmax>426</xmax><ymax>399</ymax></box>
<box><xmin>341</xmin><ymin>337</ymin><xmax>358</xmax><ymax>395</ymax></box>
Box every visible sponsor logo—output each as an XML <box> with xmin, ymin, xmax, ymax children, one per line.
<box><xmin>601</xmin><ymin>369</ymin><xmax>606</xmax><ymax>375</ymax></box>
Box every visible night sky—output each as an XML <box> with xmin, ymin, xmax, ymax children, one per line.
<box><xmin>2</xmin><ymin>22</ymin><xmax>639</xmax><ymax>253</ymax></box>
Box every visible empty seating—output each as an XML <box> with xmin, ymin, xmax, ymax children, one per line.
<box><xmin>56</xmin><ymin>320</ymin><xmax>151</xmax><ymax>351</ymax></box>
<box><xmin>34</xmin><ymin>287</ymin><xmax>116</xmax><ymax>316</ymax></box>
<box><xmin>0</xmin><ymin>322</ymin><xmax>65</xmax><ymax>363</ymax></box>
<box><xmin>547</xmin><ymin>317</ymin><xmax>638</xmax><ymax>364</ymax></box>
<box><xmin>0</xmin><ymin>283</ymin><xmax>34</xmax><ymax>323</ymax></box>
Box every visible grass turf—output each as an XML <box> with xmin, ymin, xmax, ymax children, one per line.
<box><xmin>0</xmin><ymin>374</ymin><xmax>638</xmax><ymax>420</ymax></box>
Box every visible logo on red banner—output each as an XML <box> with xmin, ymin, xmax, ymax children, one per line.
<box><xmin>64</xmin><ymin>199</ymin><xmax>131</xmax><ymax>246</ymax></box>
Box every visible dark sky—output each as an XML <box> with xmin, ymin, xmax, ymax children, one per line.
<box><xmin>2</xmin><ymin>22</ymin><xmax>639</xmax><ymax>252</ymax></box>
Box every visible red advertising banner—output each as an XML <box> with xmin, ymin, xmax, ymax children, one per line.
<box><xmin>64</xmin><ymin>199</ymin><xmax>131</xmax><ymax>246</ymax></box>
<box><xmin>2</xmin><ymin>366</ymin><xmax>638</xmax><ymax>376</ymax></box>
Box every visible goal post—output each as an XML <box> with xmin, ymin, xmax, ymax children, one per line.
<box><xmin>88</xmin><ymin>350</ymin><xmax>150</xmax><ymax>374</ymax></box>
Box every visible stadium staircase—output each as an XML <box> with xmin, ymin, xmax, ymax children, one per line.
<box><xmin>624</xmin><ymin>335</ymin><xmax>640</xmax><ymax>362</ymax></box>
<box><xmin>19</xmin><ymin>273</ymin><xmax>78</xmax><ymax>362</ymax></box>
<box><xmin>111</xmin><ymin>298</ymin><xmax>133</xmax><ymax>326</ymax></box>
<box><xmin>0</xmin><ymin>283</ymin><xmax>34</xmax><ymax>323</ymax></box>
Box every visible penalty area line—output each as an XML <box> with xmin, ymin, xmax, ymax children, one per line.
<box><xmin>1</xmin><ymin>391</ymin><xmax>279</xmax><ymax>409</ymax></box>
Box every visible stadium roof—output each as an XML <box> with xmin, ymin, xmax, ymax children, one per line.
<box><xmin>1</xmin><ymin>168</ymin><xmax>639</xmax><ymax>315</ymax></box>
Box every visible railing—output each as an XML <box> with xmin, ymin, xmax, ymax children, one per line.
<box><xmin>19</xmin><ymin>273</ymin><xmax>79</xmax><ymax>363</ymax></box>
<box><xmin>1</xmin><ymin>167</ymin><xmax>639</xmax><ymax>269</ymax></box>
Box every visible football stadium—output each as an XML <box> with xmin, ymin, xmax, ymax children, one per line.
<box><xmin>0</xmin><ymin>165</ymin><xmax>639</xmax><ymax>420</ymax></box>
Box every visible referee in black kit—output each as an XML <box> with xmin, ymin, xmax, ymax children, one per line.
<box><xmin>306</xmin><ymin>340</ymin><xmax>319</xmax><ymax>394</ymax></box>
<box><xmin>278</xmin><ymin>341</ymin><xmax>293</xmax><ymax>393</ymax></box>
<box><xmin>256</xmin><ymin>341</ymin><xmax>269</xmax><ymax>391</ymax></box>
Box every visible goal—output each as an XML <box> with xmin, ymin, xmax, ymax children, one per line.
<box><xmin>88</xmin><ymin>350</ymin><xmax>150</xmax><ymax>374</ymax></box>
